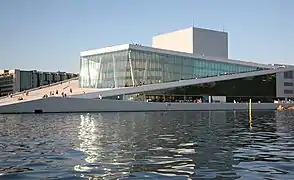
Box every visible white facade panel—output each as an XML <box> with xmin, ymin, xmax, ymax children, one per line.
<box><xmin>212</xmin><ymin>96</ymin><xmax>226</xmax><ymax>103</ymax></box>
<box><xmin>152</xmin><ymin>27</ymin><xmax>228</xmax><ymax>58</ymax></box>
<box><xmin>152</xmin><ymin>27</ymin><xmax>194</xmax><ymax>54</ymax></box>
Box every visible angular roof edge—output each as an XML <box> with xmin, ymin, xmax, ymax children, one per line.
<box><xmin>80</xmin><ymin>44</ymin><xmax>130</xmax><ymax>56</ymax></box>
<box><xmin>80</xmin><ymin>44</ymin><xmax>275</xmax><ymax>69</ymax></box>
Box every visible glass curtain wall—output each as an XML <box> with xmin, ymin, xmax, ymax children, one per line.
<box><xmin>80</xmin><ymin>50</ymin><xmax>130</xmax><ymax>88</ymax></box>
<box><xmin>80</xmin><ymin>49</ymin><xmax>263</xmax><ymax>88</ymax></box>
<box><xmin>129</xmin><ymin>49</ymin><xmax>261</xmax><ymax>85</ymax></box>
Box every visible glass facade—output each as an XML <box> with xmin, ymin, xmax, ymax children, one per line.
<box><xmin>127</xmin><ymin>74</ymin><xmax>277</xmax><ymax>103</ymax></box>
<box><xmin>80</xmin><ymin>49</ymin><xmax>264</xmax><ymax>88</ymax></box>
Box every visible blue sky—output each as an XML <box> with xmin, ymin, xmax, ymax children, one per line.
<box><xmin>0</xmin><ymin>0</ymin><xmax>293</xmax><ymax>72</ymax></box>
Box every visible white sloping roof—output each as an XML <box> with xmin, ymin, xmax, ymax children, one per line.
<box><xmin>71</xmin><ymin>67</ymin><xmax>294</xmax><ymax>99</ymax></box>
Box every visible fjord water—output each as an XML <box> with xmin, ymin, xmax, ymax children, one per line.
<box><xmin>1</xmin><ymin>111</ymin><xmax>294</xmax><ymax>179</ymax></box>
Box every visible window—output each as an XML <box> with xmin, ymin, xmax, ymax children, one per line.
<box><xmin>284</xmin><ymin>71</ymin><xmax>293</xmax><ymax>79</ymax></box>
<box><xmin>284</xmin><ymin>82</ymin><xmax>293</xmax><ymax>86</ymax></box>
<box><xmin>284</xmin><ymin>89</ymin><xmax>293</xmax><ymax>94</ymax></box>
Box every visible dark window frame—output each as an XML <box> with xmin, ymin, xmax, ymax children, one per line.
<box><xmin>284</xmin><ymin>71</ymin><xmax>293</xmax><ymax>79</ymax></box>
<box><xmin>284</xmin><ymin>89</ymin><xmax>293</xmax><ymax>94</ymax></box>
<box><xmin>284</xmin><ymin>82</ymin><xmax>293</xmax><ymax>86</ymax></box>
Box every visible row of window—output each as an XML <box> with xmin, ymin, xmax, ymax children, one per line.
<box><xmin>0</xmin><ymin>80</ymin><xmax>14</xmax><ymax>86</ymax></box>
<box><xmin>284</xmin><ymin>80</ymin><xmax>293</xmax><ymax>94</ymax></box>
<box><xmin>284</xmin><ymin>82</ymin><xmax>293</xmax><ymax>86</ymax></box>
<box><xmin>284</xmin><ymin>89</ymin><xmax>293</xmax><ymax>94</ymax></box>
<box><xmin>284</xmin><ymin>71</ymin><xmax>293</xmax><ymax>79</ymax></box>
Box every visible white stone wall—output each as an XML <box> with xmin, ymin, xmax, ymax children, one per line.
<box><xmin>0</xmin><ymin>97</ymin><xmax>292</xmax><ymax>114</ymax></box>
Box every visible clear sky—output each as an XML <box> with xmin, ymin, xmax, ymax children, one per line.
<box><xmin>0</xmin><ymin>0</ymin><xmax>293</xmax><ymax>72</ymax></box>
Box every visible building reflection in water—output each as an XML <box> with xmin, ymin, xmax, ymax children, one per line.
<box><xmin>77</xmin><ymin>113</ymin><xmax>101</xmax><ymax>164</ymax></box>
<box><xmin>72</xmin><ymin>110</ymin><xmax>291</xmax><ymax>179</ymax></box>
<box><xmin>275</xmin><ymin>110</ymin><xmax>294</xmax><ymax>133</ymax></box>
<box><xmin>1</xmin><ymin>110</ymin><xmax>293</xmax><ymax>179</ymax></box>
<box><xmin>73</xmin><ymin>113</ymin><xmax>137</xmax><ymax>178</ymax></box>
<box><xmin>231</xmin><ymin>111</ymin><xmax>294</xmax><ymax>179</ymax></box>
<box><xmin>74</xmin><ymin>111</ymin><xmax>228</xmax><ymax>178</ymax></box>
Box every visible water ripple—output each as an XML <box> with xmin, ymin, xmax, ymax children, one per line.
<box><xmin>0</xmin><ymin>110</ymin><xmax>294</xmax><ymax>179</ymax></box>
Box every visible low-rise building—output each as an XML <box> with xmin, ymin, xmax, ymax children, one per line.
<box><xmin>0</xmin><ymin>69</ymin><xmax>78</xmax><ymax>97</ymax></box>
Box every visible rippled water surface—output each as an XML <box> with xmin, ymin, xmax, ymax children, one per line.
<box><xmin>1</xmin><ymin>111</ymin><xmax>294</xmax><ymax>179</ymax></box>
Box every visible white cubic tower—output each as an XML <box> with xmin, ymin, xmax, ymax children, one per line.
<box><xmin>152</xmin><ymin>27</ymin><xmax>228</xmax><ymax>59</ymax></box>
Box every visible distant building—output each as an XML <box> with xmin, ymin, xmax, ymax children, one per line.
<box><xmin>0</xmin><ymin>69</ymin><xmax>78</xmax><ymax>97</ymax></box>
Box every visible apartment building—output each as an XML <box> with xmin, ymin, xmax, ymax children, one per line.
<box><xmin>0</xmin><ymin>69</ymin><xmax>78</xmax><ymax>97</ymax></box>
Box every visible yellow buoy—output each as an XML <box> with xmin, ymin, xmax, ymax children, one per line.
<box><xmin>249</xmin><ymin>98</ymin><xmax>252</xmax><ymax>129</ymax></box>
<box><xmin>277</xmin><ymin>105</ymin><xmax>284</xmax><ymax>111</ymax></box>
